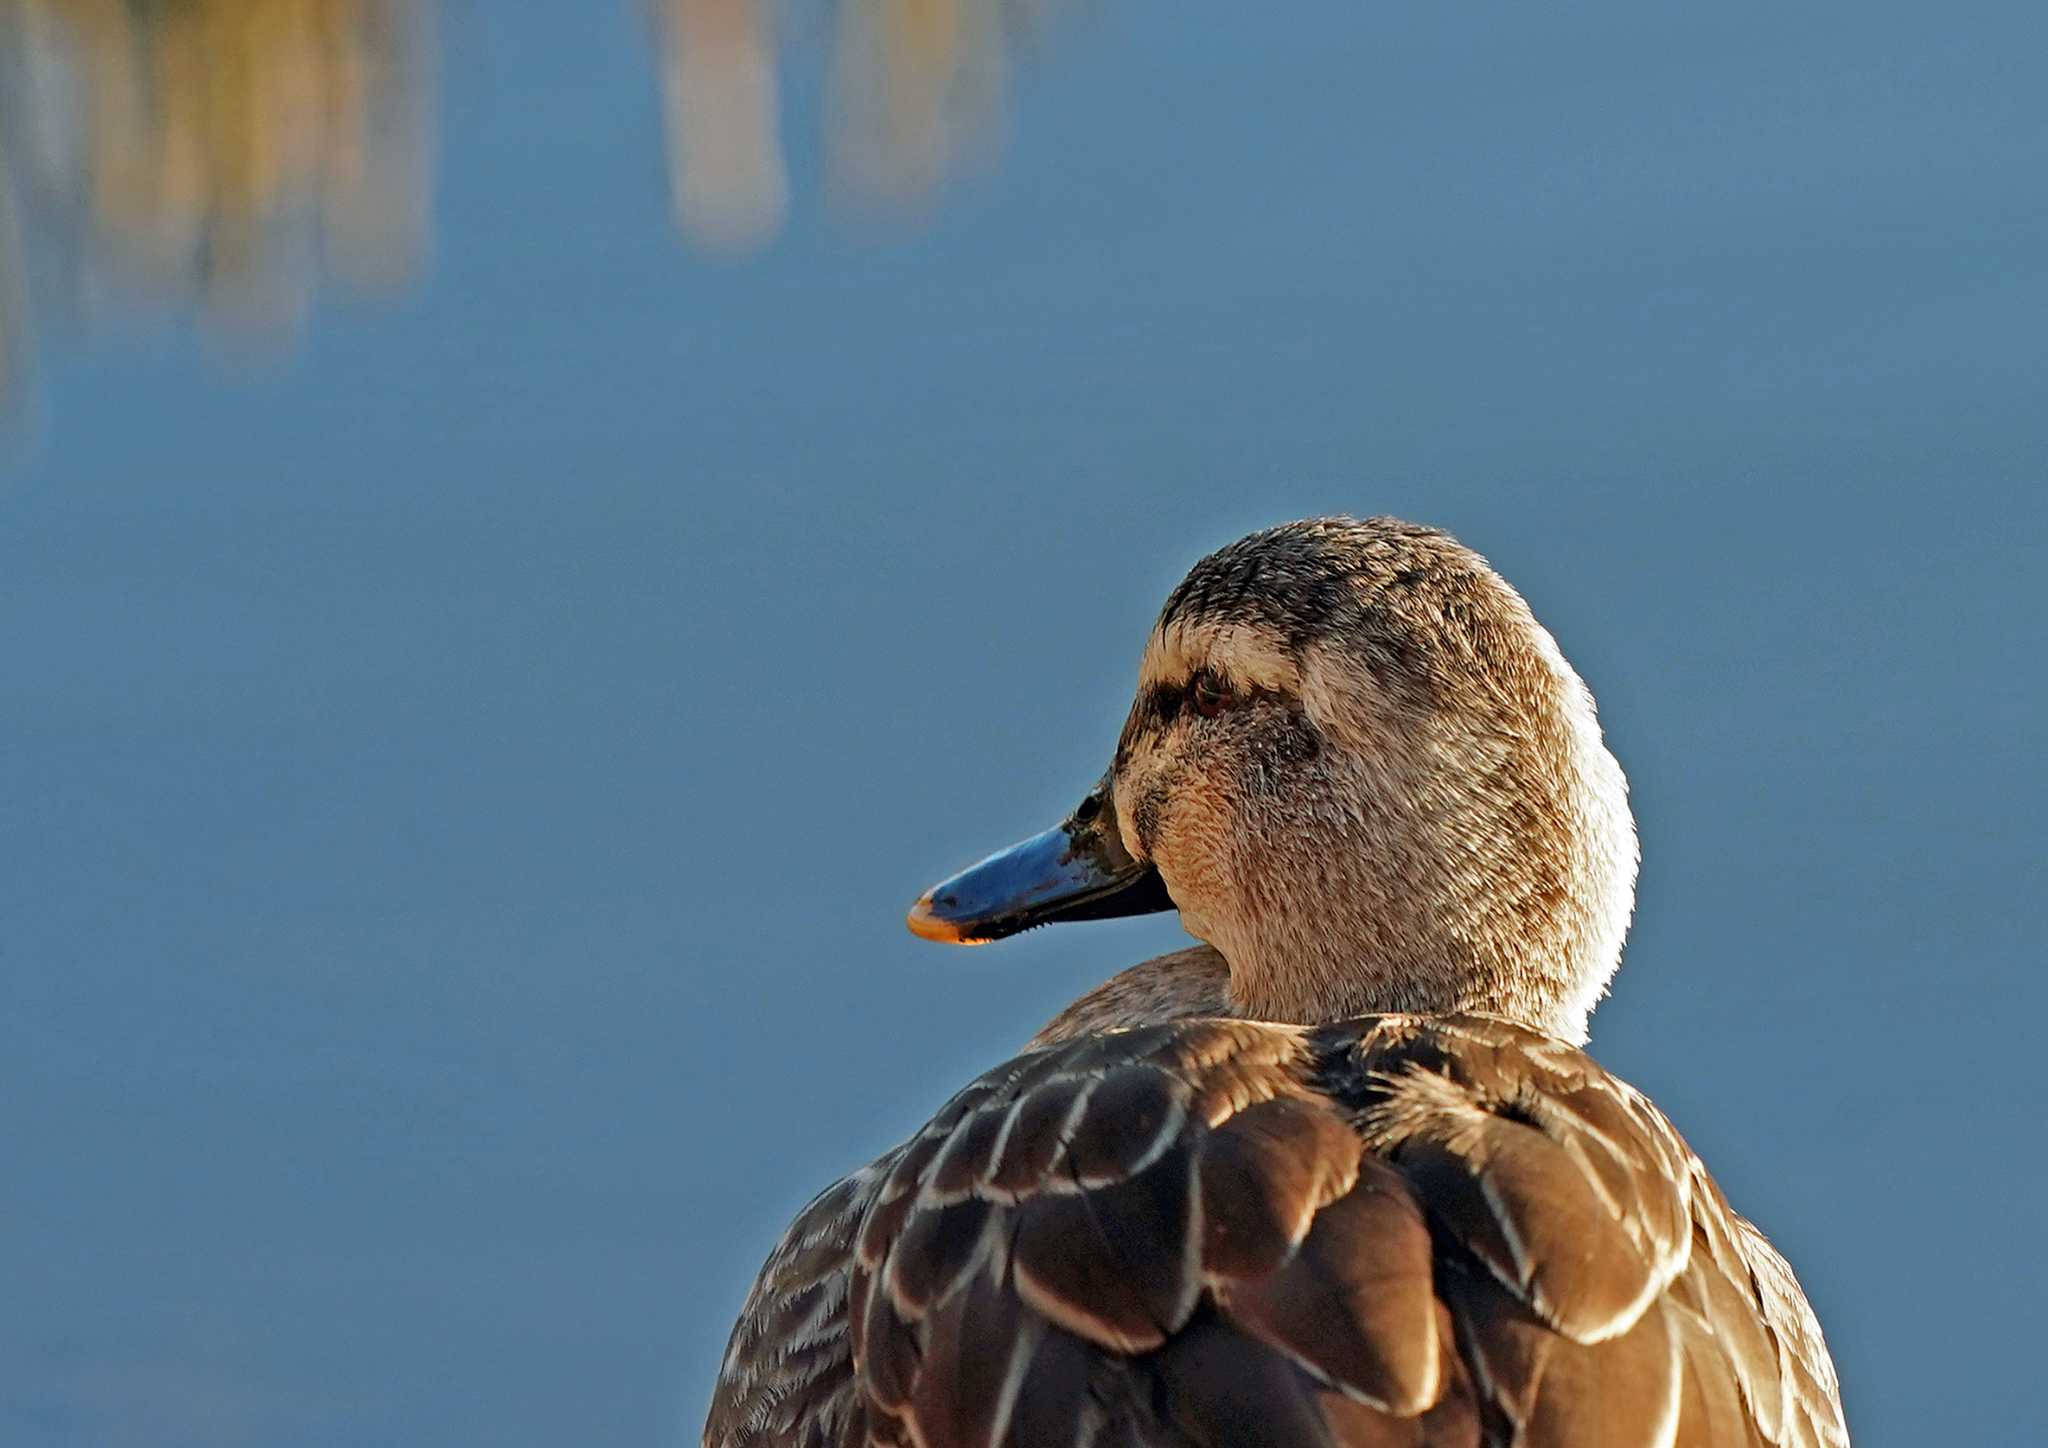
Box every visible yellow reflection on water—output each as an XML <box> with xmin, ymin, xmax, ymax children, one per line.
<box><xmin>828</xmin><ymin>0</ymin><xmax>1010</xmax><ymax>208</ymax></box>
<box><xmin>653</xmin><ymin>0</ymin><xmax>1048</xmax><ymax>252</ymax></box>
<box><xmin>0</xmin><ymin>0</ymin><xmax>433</xmax><ymax>397</ymax></box>
<box><xmin>0</xmin><ymin>0</ymin><xmax>1057</xmax><ymax>406</ymax></box>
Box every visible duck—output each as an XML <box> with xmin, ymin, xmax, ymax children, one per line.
<box><xmin>703</xmin><ymin>516</ymin><xmax>1848</xmax><ymax>1448</ymax></box>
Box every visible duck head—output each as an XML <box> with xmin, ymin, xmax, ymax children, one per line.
<box><xmin>907</xmin><ymin>517</ymin><xmax>1638</xmax><ymax>1044</ymax></box>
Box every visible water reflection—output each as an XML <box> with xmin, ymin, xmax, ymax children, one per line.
<box><xmin>653</xmin><ymin>0</ymin><xmax>1045</xmax><ymax>249</ymax></box>
<box><xmin>0</xmin><ymin>0</ymin><xmax>432</xmax><ymax>377</ymax></box>
<box><xmin>0</xmin><ymin>0</ymin><xmax>1054</xmax><ymax>406</ymax></box>
<box><xmin>654</xmin><ymin>0</ymin><xmax>788</xmax><ymax>254</ymax></box>
<box><xmin>825</xmin><ymin>0</ymin><xmax>1019</xmax><ymax>212</ymax></box>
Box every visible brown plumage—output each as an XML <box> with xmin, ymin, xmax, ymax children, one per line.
<box><xmin>704</xmin><ymin>518</ymin><xmax>1848</xmax><ymax>1448</ymax></box>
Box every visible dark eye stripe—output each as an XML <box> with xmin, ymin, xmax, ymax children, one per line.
<box><xmin>1144</xmin><ymin>683</ymin><xmax>1185</xmax><ymax>726</ymax></box>
<box><xmin>1147</xmin><ymin>672</ymin><xmax>1244</xmax><ymax>721</ymax></box>
<box><xmin>1139</xmin><ymin>667</ymin><xmax>1280</xmax><ymax>733</ymax></box>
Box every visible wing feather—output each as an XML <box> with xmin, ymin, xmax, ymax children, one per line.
<box><xmin>705</xmin><ymin>1016</ymin><xmax>1848</xmax><ymax>1448</ymax></box>
<box><xmin>1214</xmin><ymin>1159</ymin><xmax>1439</xmax><ymax>1413</ymax></box>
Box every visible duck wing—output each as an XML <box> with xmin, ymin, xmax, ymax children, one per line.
<box><xmin>704</xmin><ymin>1015</ymin><xmax>1846</xmax><ymax>1448</ymax></box>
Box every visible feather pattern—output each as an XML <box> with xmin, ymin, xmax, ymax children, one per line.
<box><xmin>703</xmin><ymin>1015</ymin><xmax>1847</xmax><ymax>1448</ymax></box>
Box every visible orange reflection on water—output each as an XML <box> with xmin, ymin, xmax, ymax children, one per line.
<box><xmin>655</xmin><ymin>0</ymin><xmax>789</xmax><ymax>254</ymax></box>
<box><xmin>655</xmin><ymin>0</ymin><xmax>1044</xmax><ymax>253</ymax></box>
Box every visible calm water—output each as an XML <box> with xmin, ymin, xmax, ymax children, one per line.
<box><xmin>2</xmin><ymin>4</ymin><xmax>2044</xmax><ymax>1445</ymax></box>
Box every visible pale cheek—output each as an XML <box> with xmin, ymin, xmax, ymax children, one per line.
<box><xmin>1114</xmin><ymin>770</ymin><xmax>1158</xmax><ymax>861</ymax></box>
<box><xmin>1154</xmin><ymin>789</ymin><xmax>1237</xmax><ymax>927</ymax></box>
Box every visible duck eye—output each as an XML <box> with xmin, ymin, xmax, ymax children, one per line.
<box><xmin>1192</xmin><ymin>673</ymin><xmax>1235</xmax><ymax>719</ymax></box>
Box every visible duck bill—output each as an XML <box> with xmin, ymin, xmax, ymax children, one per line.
<box><xmin>906</xmin><ymin>783</ymin><xmax>1173</xmax><ymax>945</ymax></box>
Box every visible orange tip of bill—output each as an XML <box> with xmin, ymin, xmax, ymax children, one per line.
<box><xmin>906</xmin><ymin>894</ymin><xmax>985</xmax><ymax>944</ymax></box>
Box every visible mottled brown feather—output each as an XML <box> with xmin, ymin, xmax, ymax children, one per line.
<box><xmin>1064</xmin><ymin>1065</ymin><xmax>1188</xmax><ymax>1184</ymax></box>
<box><xmin>999</xmin><ymin>1326</ymin><xmax>1104</xmax><ymax>1448</ymax></box>
<box><xmin>882</xmin><ymin>1195</ymin><xmax>994</xmax><ymax>1318</ymax></box>
<box><xmin>1197</xmin><ymin>1096</ymin><xmax>1361</xmax><ymax>1280</ymax></box>
<box><xmin>704</xmin><ymin>1016</ymin><xmax>1847</xmax><ymax>1448</ymax></box>
<box><xmin>1214</xmin><ymin>1160</ymin><xmax>1439</xmax><ymax>1413</ymax></box>
<box><xmin>909</xmin><ymin>1265</ymin><xmax>1041</xmax><ymax>1448</ymax></box>
<box><xmin>1152</xmin><ymin>1314</ymin><xmax>1355</xmax><ymax>1448</ymax></box>
<box><xmin>984</xmin><ymin>1073</ymin><xmax>1092</xmax><ymax>1197</ymax></box>
<box><xmin>1013</xmin><ymin>1146</ymin><xmax>1199</xmax><ymax>1352</ymax></box>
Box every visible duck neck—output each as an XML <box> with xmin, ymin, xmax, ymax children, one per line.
<box><xmin>1191</xmin><ymin>822</ymin><xmax>1628</xmax><ymax>1045</ymax></box>
<box><xmin>1214</xmin><ymin>931</ymin><xmax>1583</xmax><ymax>1041</ymax></box>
